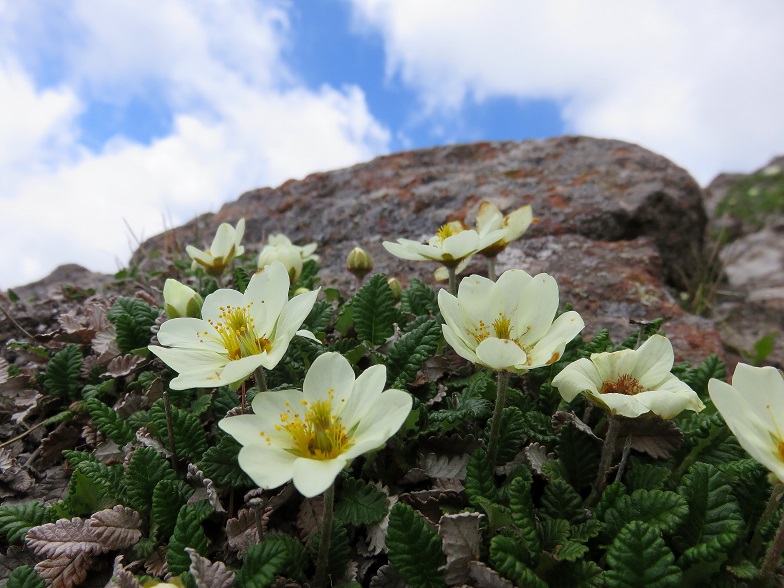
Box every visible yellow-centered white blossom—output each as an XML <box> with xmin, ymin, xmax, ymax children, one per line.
<box><xmin>552</xmin><ymin>334</ymin><xmax>704</xmax><ymax>419</ymax></box>
<box><xmin>162</xmin><ymin>278</ymin><xmax>203</xmax><ymax>319</ymax></box>
<box><xmin>149</xmin><ymin>262</ymin><xmax>319</xmax><ymax>389</ymax></box>
<box><xmin>709</xmin><ymin>363</ymin><xmax>784</xmax><ymax>483</ymax></box>
<box><xmin>438</xmin><ymin>270</ymin><xmax>584</xmax><ymax>373</ymax></box>
<box><xmin>257</xmin><ymin>233</ymin><xmax>318</xmax><ymax>282</ymax></box>
<box><xmin>383</xmin><ymin>220</ymin><xmax>505</xmax><ymax>270</ymax></box>
<box><xmin>219</xmin><ymin>352</ymin><xmax>412</xmax><ymax>497</ymax></box>
<box><xmin>475</xmin><ymin>201</ymin><xmax>533</xmax><ymax>257</ymax></box>
<box><xmin>186</xmin><ymin>219</ymin><xmax>245</xmax><ymax>277</ymax></box>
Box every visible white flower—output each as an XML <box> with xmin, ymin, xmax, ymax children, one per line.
<box><xmin>186</xmin><ymin>218</ymin><xmax>245</xmax><ymax>276</ymax></box>
<box><xmin>552</xmin><ymin>335</ymin><xmax>704</xmax><ymax>419</ymax></box>
<box><xmin>438</xmin><ymin>270</ymin><xmax>584</xmax><ymax>373</ymax></box>
<box><xmin>709</xmin><ymin>363</ymin><xmax>784</xmax><ymax>482</ymax></box>
<box><xmin>475</xmin><ymin>201</ymin><xmax>533</xmax><ymax>257</ymax></box>
<box><xmin>163</xmin><ymin>278</ymin><xmax>203</xmax><ymax>319</ymax></box>
<box><xmin>257</xmin><ymin>233</ymin><xmax>318</xmax><ymax>282</ymax></box>
<box><xmin>218</xmin><ymin>352</ymin><xmax>412</xmax><ymax>497</ymax></box>
<box><xmin>383</xmin><ymin>221</ymin><xmax>505</xmax><ymax>269</ymax></box>
<box><xmin>149</xmin><ymin>262</ymin><xmax>319</xmax><ymax>389</ymax></box>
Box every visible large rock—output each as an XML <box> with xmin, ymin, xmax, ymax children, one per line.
<box><xmin>135</xmin><ymin>135</ymin><xmax>722</xmax><ymax>364</ymax></box>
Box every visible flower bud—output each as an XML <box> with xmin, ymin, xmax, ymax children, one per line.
<box><xmin>347</xmin><ymin>247</ymin><xmax>373</xmax><ymax>281</ymax></box>
<box><xmin>293</xmin><ymin>287</ymin><xmax>311</xmax><ymax>296</ymax></box>
<box><xmin>387</xmin><ymin>277</ymin><xmax>403</xmax><ymax>300</ymax></box>
<box><xmin>163</xmin><ymin>279</ymin><xmax>203</xmax><ymax>319</ymax></box>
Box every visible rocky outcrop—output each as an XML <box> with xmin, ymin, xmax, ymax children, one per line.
<box><xmin>133</xmin><ymin>135</ymin><xmax>721</xmax><ymax>364</ymax></box>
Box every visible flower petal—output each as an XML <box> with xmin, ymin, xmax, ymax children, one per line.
<box><xmin>220</xmin><ymin>355</ymin><xmax>267</xmax><ymax>385</ymax></box>
<box><xmin>342</xmin><ymin>364</ymin><xmax>386</xmax><ymax>424</ymax></box>
<box><xmin>292</xmin><ymin>457</ymin><xmax>347</xmax><ymax>497</ymax></box>
<box><xmin>526</xmin><ymin>311</ymin><xmax>585</xmax><ymax>367</ymax></box>
<box><xmin>552</xmin><ymin>358</ymin><xmax>603</xmax><ymax>402</ymax></box>
<box><xmin>218</xmin><ymin>414</ymin><xmax>267</xmax><ymax>446</ymax></box>
<box><xmin>475</xmin><ymin>338</ymin><xmax>528</xmax><ymax>371</ymax></box>
<box><xmin>631</xmin><ymin>380</ymin><xmax>704</xmax><ymax>419</ymax></box>
<box><xmin>274</xmin><ymin>289</ymin><xmax>319</xmax><ymax>344</ymax></box>
<box><xmin>633</xmin><ymin>335</ymin><xmax>675</xmax><ymax>388</ymax></box>
<box><xmin>149</xmin><ymin>346</ymin><xmax>226</xmax><ymax>378</ymax></box>
<box><xmin>476</xmin><ymin>201</ymin><xmax>503</xmax><ymax>233</ymax></box>
<box><xmin>349</xmin><ymin>387</ymin><xmax>412</xmax><ymax>441</ymax></box>
<box><xmin>732</xmin><ymin>363</ymin><xmax>784</xmax><ymax>419</ymax></box>
<box><xmin>513</xmin><ymin>273</ymin><xmax>559</xmax><ymax>344</ymax></box>
<box><xmin>593</xmin><ymin>348</ymin><xmax>638</xmax><ymax>384</ymax></box>
<box><xmin>442</xmin><ymin>323</ymin><xmax>481</xmax><ymax>364</ymax></box>
<box><xmin>237</xmin><ymin>445</ymin><xmax>296</xmax><ymax>491</ymax></box>
<box><xmin>588</xmin><ymin>391</ymin><xmax>649</xmax><ymax>418</ymax></box>
<box><xmin>303</xmin><ymin>352</ymin><xmax>356</xmax><ymax>406</ymax></box>
<box><xmin>156</xmin><ymin>318</ymin><xmax>222</xmax><ymax>352</ymax></box>
<box><xmin>246</xmin><ymin>262</ymin><xmax>290</xmax><ymax>334</ymax></box>
<box><xmin>201</xmin><ymin>288</ymin><xmax>246</xmax><ymax>323</ymax></box>
<box><xmin>503</xmin><ymin>205</ymin><xmax>533</xmax><ymax>241</ymax></box>
<box><xmin>442</xmin><ymin>230</ymin><xmax>481</xmax><ymax>260</ymax></box>
<box><xmin>382</xmin><ymin>240</ymin><xmax>430</xmax><ymax>261</ymax></box>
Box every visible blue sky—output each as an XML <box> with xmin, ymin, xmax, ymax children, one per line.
<box><xmin>2</xmin><ymin>0</ymin><xmax>783</xmax><ymax>289</ymax></box>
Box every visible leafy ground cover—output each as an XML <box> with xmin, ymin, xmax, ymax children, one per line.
<box><xmin>1</xmin><ymin>217</ymin><xmax>783</xmax><ymax>588</ymax></box>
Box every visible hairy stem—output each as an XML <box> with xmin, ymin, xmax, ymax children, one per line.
<box><xmin>487</xmin><ymin>257</ymin><xmax>497</xmax><ymax>282</ymax></box>
<box><xmin>162</xmin><ymin>387</ymin><xmax>178</xmax><ymax>469</ymax></box>
<box><xmin>761</xmin><ymin>498</ymin><xmax>784</xmax><ymax>581</ymax></box>
<box><xmin>587</xmin><ymin>414</ymin><xmax>621</xmax><ymax>506</ymax></box>
<box><xmin>447</xmin><ymin>266</ymin><xmax>457</xmax><ymax>296</ymax></box>
<box><xmin>255</xmin><ymin>367</ymin><xmax>268</xmax><ymax>392</ymax></box>
<box><xmin>749</xmin><ymin>484</ymin><xmax>784</xmax><ymax>561</ymax></box>
<box><xmin>487</xmin><ymin>370</ymin><xmax>510</xmax><ymax>471</ymax></box>
<box><xmin>315</xmin><ymin>482</ymin><xmax>336</xmax><ymax>586</ymax></box>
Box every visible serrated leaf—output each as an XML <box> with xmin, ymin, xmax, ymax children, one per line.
<box><xmin>233</xmin><ymin>267</ymin><xmax>250</xmax><ymax>293</ymax></box>
<box><xmin>400</xmin><ymin>278</ymin><xmax>438</xmax><ymax>317</ymax></box>
<box><xmin>85</xmin><ymin>397</ymin><xmax>135</xmax><ymax>445</ymax></box>
<box><xmin>555</xmin><ymin>422</ymin><xmax>601</xmax><ymax>491</ymax></box>
<box><xmin>595</xmin><ymin>481</ymin><xmax>628</xmax><ymax>520</ymax></box>
<box><xmin>303</xmin><ymin>300</ymin><xmax>333</xmax><ymax>338</ymax></box>
<box><xmin>43</xmin><ymin>344</ymin><xmax>82</xmax><ymax>399</ymax></box>
<box><xmin>122</xmin><ymin>447</ymin><xmax>177</xmax><ymax>513</ymax></box>
<box><xmin>571</xmin><ymin>519</ymin><xmax>603</xmax><ymax>543</ymax></box>
<box><xmin>108</xmin><ymin>297</ymin><xmax>159</xmax><ymax>353</ymax></box>
<box><xmin>624</xmin><ymin>463</ymin><xmax>671</xmax><ymax>491</ymax></box>
<box><xmin>260</xmin><ymin>533</ymin><xmax>307</xmax><ymax>579</ymax></box>
<box><xmin>538</xmin><ymin>518</ymin><xmax>570</xmax><ymax>554</ymax></box>
<box><xmin>387</xmin><ymin>503</ymin><xmax>445</xmax><ymax>588</ymax></box>
<box><xmin>483</xmin><ymin>406</ymin><xmax>528</xmax><ymax>467</ymax></box>
<box><xmin>308</xmin><ymin>521</ymin><xmax>351</xmax><ymax>579</ymax></box>
<box><xmin>199</xmin><ymin>435</ymin><xmax>255</xmax><ymax>488</ymax></box>
<box><xmin>387</xmin><ymin>318</ymin><xmax>441</xmax><ymax>386</ymax></box>
<box><xmin>548</xmin><ymin>560</ymin><xmax>604</xmax><ymax>588</ymax></box>
<box><xmin>149</xmin><ymin>399</ymin><xmax>208</xmax><ymax>463</ymax></box>
<box><xmin>167</xmin><ymin>502</ymin><xmax>211</xmax><ymax>575</ymax></box>
<box><xmin>6</xmin><ymin>565</ymin><xmax>45</xmax><ymax>588</ymax></box>
<box><xmin>675</xmin><ymin>462</ymin><xmax>744</xmax><ymax>564</ymax></box>
<box><xmin>88</xmin><ymin>505</ymin><xmax>143</xmax><ymax>550</ymax></box>
<box><xmin>61</xmin><ymin>469</ymin><xmax>116</xmax><ymax>517</ymax></box>
<box><xmin>35</xmin><ymin>552</ymin><xmax>96</xmax><ymax>588</ymax></box>
<box><xmin>0</xmin><ymin>502</ymin><xmax>52</xmax><ymax>543</ymax></box>
<box><xmin>604</xmin><ymin>489</ymin><xmax>688</xmax><ymax>539</ymax></box>
<box><xmin>428</xmin><ymin>388</ymin><xmax>493</xmax><ymax>435</ymax></box>
<box><xmin>605</xmin><ymin>521</ymin><xmax>682</xmax><ymax>588</ymax></box>
<box><xmin>507</xmin><ymin>476</ymin><xmax>539</xmax><ymax>555</ymax></box>
<box><xmin>438</xmin><ymin>512</ymin><xmax>484</xmax><ymax>586</ymax></box>
<box><xmin>681</xmin><ymin>354</ymin><xmax>725</xmax><ymax>396</ymax></box>
<box><xmin>489</xmin><ymin>535</ymin><xmax>547</xmax><ymax>588</ymax></box>
<box><xmin>539</xmin><ymin>478</ymin><xmax>586</xmax><ymax>523</ymax></box>
<box><xmin>352</xmin><ymin>273</ymin><xmax>398</xmax><ymax>345</ymax></box>
<box><xmin>465</xmin><ymin>449</ymin><xmax>499</xmax><ymax>508</ymax></box>
<box><xmin>26</xmin><ymin>517</ymin><xmax>103</xmax><ymax>559</ymax></box>
<box><xmin>238</xmin><ymin>540</ymin><xmax>288</xmax><ymax>588</ymax></box>
<box><xmin>335</xmin><ymin>478</ymin><xmax>389</xmax><ymax>526</ymax></box>
<box><xmin>186</xmin><ymin>547</ymin><xmax>236</xmax><ymax>588</ymax></box>
<box><xmin>151</xmin><ymin>479</ymin><xmax>194</xmax><ymax>540</ymax></box>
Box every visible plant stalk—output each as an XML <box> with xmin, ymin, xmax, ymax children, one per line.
<box><xmin>487</xmin><ymin>257</ymin><xmax>497</xmax><ymax>281</ymax></box>
<box><xmin>761</xmin><ymin>496</ymin><xmax>784</xmax><ymax>581</ymax></box>
<box><xmin>587</xmin><ymin>414</ymin><xmax>621</xmax><ymax>505</ymax></box>
<box><xmin>749</xmin><ymin>484</ymin><xmax>784</xmax><ymax>561</ymax></box>
<box><xmin>162</xmin><ymin>387</ymin><xmax>178</xmax><ymax>469</ymax></box>
<box><xmin>487</xmin><ymin>370</ymin><xmax>510</xmax><ymax>471</ymax></box>
<box><xmin>447</xmin><ymin>266</ymin><xmax>457</xmax><ymax>296</ymax></box>
<box><xmin>255</xmin><ymin>367</ymin><xmax>268</xmax><ymax>392</ymax></box>
<box><xmin>315</xmin><ymin>482</ymin><xmax>336</xmax><ymax>586</ymax></box>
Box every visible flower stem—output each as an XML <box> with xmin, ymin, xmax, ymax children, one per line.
<box><xmin>254</xmin><ymin>367</ymin><xmax>267</xmax><ymax>392</ymax></box>
<box><xmin>315</xmin><ymin>482</ymin><xmax>336</xmax><ymax>586</ymax></box>
<box><xmin>487</xmin><ymin>257</ymin><xmax>496</xmax><ymax>281</ymax></box>
<box><xmin>162</xmin><ymin>387</ymin><xmax>178</xmax><ymax>470</ymax></box>
<box><xmin>447</xmin><ymin>266</ymin><xmax>457</xmax><ymax>296</ymax></box>
<box><xmin>750</xmin><ymin>484</ymin><xmax>784</xmax><ymax>561</ymax></box>
<box><xmin>587</xmin><ymin>415</ymin><xmax>621</xmax><ymax>505</ymax></box>
<box><xmin>761</xmin><ymin>494</ymin><xmax>784</xmax><ymax>581</ymax></box>
<box><xmin>487</xmin><ymin>370</ymin><xmax>510</xmax><ymax>471</ymax></box>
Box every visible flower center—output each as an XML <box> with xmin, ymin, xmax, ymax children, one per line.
<box><xmin>205</xmin><ymin>303</ymin><xmax>271</xmax><ymax>360</ymax></box>
<box><xmin>261</xmin><ymin>393</ymin><xmax>353</xmax><ymax>460</ymax></box>
<box><xmin>600</xmin><ymin>374</ymin><xmax>645</xmax><ymax>395</ymax></box>
<box><xmin>435</xmin><ymin>223</ymin><xmax>461</xmax><ymax>242</ymax></box>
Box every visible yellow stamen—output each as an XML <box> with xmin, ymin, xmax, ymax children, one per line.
<box><xmin>207</xmin><ymin>303</ymin><xmax>271</xmax><ymax>360</ymax></box>
<box><xmin>600</xmin><ymin>374</ymin><xmax>644</xmax><ymax>396</ymax></box>
<box><xmin>272</xmin><ymin>398</ymin><xmax>352</xmax><ymax>460</ymax></box>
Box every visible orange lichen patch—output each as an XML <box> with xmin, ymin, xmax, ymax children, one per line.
<box><xmin>572</xmin><ymin>171</ymin><xmax>600</xmax><ymax>186</ymax></box>
<box><xmin>600</xmin><ymin>374</ymin><xmax>645</xmax><ymax>396</ymax></box>
<box><xmin>547</xmin><ymin>194</ymin><xmax>570</xmax><ymax>209</ymax></box>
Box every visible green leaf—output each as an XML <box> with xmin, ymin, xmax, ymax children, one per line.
<box><xmin>351</xmin><ymin>273</ymin><xmax>398</xmax><ymax>345</ymax></box>
<box><xmin>123</xmin><ymin>446</ymin><xmax>177</xmax><ymax>513</ymax></box>
<box><xmin>199</xmin><ymin>434</ymin><xmax>254</xmax><ymax>488</ymax></box>
<box><xmin>303</xmin><ymin>300</ymin><xmax>333</xmax><ymax>338</ymax></box>
<box><xmin>539</xmin><ymin>478</ymin><xmax>586</xmax><ymax>523</ymax></box>
<box><xmin>603</xmin><ymin>489</ymin><xmax>688</xmax><ymax>539</ymax></box>
<box><xmin>476</xmin><ymin>498</ymin><xmax>515</xmax><ymax>533</ymax></box>
<box><xmin>465</xmin><ymin>449</ymin><xmax>499</xmax><ymax>508</ymax></box>
<box><xmin>570</xmin><ymin>519</ymin><xmax>603</xmax><ymax>543</ymax></box>
<box><xmin>400</xmin><ymin>278</ymin><xmax>439</xmax><ymax>317</ymax></box>
<box><xmin>151</xmin><ymin>479</ymin><xmax>194</xmax><ymax>540</ymax></box>
<box><xmin>149</xmin><ymin>398</ymin><xmax>208</xmax><ymax>463</ymax></box>
<box><xmin>43</xmin><ymin>344</ymin><xmax>82</xmax><ymax>399</ymax></box>
<box><xmin>595</xmin><ymin>481</ymin><xmax>628</xmax><ymax>520</ymax></box>
<box><xmin>538</xmin><ymin>518</ymin><xmax>570</xmax><ymax>554</ymax></box>
<box><xmin>84</xmin><ymin>397</ymin><xmax>135</xmax><ymax>445</ymax></box>
<box><xmin>61</xmin><ymin>469</ymin><xmax>116</xmax><ymax>516</ymax></box>
<box><xmin>580</xmin><ymin>329</ymin><xmax>614</xmax><ymax>356</ymax></box>
<box><xmin>167</xmin><ymin>501</ymin><xmax>211</xmax><ymax>575</ymax></box>
<box><xmin>334</xmin><ymin>478</ymin><xmax>388</xmax><ymax>526</ymax></box>
<box><xmin>624</xmin><ymin>463</ymin><xmax>671</xmax><ymax>491</ymax></box>
<box><xmin>605</xmin><ymin>521</ymin><xmax>682</xmax><ymax>588</ymax></box>
<box><xmin>681</xmin><ymin>354</ymin><xmax>725</xmax><ymax>397</ymax></box>
<box><xmin>213</xmin><ymin>385</ymin><xmax>239</xmax><ymax>416</ymax></box>
<box><xmin>548</xmin><ymin>560</ymin><xmax>604</xmax><ymax>588</ymax></box>
<box><xmin>386</xmin><ymin>318</ymin><xmax>441</xmax><ymax>386</ymax></box>
<box><xmin>508</xmin><ymin>475</ymin><xmax>540</xmax><ymax>554</ymax></box>
<box><xmin>293</xmin><ymin>259</ymin><xmax>320</xmax><ymax>291</ymax></box>
<box><xmin>675</xmin><ymin>462</ymin><xmax>744</xmax><ymax>564</ymax></box>
<box><xmin>387</xmin><ymin>503</ymin><xmax>445</xmax><ymax>588</ymax></box>
<box><xmin>0</xmin><ymin>502</ymin><xmax>51</xmax><ymax>543</ymax></box>
<box><xmin>5</xmin><ymin>565</ymin><xmax>45</xmax><ymax>588</ymax></box>
<box><xmin>555</xmin><ymin>422</ymin><xmax>601</xmax><ymax>492</ymax></box>
<box><xmin>233</xmin><ymin>266</ymin><xmax>251</xmax><ymax>292</ymax></box>
<box><xmin>483</xmin><ymin>406</ymin><xmax>528</xmax><ymax>466</ymax></box>
<box><xmin>427</xmin><ymin>387</ymin><xmax>493</xmax><ymax>435</ymax></box>
<box><xmin>108</xmin><ymin>297</ymin><xmax>159</xmax><ymax>353</ymax></box>
<box><xmin>489</xmin><ymin>535</ymin><xmax>547</xmax><ymax>588</ymax></box>
<box><xmin>238</xmin><ymin>540</ymin><xmax>288</xmax><ymax>588</ymax></box>
<box><xmin>260</xmin><ymin>533</ymin><xmax>307</xmax><ymax>580</ymax></box>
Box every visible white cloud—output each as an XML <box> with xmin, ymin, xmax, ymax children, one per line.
<box><xmin>349</xmin><ymin>0</ymin><xmax>784</xmax><ymax>183</ymax></box>
<box><xmin>0</xmin><ymin>0</ymin><xmax>390</xmax><ymax>289</ymax></box>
